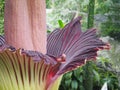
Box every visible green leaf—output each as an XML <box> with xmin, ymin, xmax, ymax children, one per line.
<box><xmin>93</xmin><ymin>69</ymin><xmax>100</xmax><ymax>82</ymax></box>
<box><xmin>58</xmin><ymin>20</ymin><xmax>65</xmax><ymax>28</ymax></box>
<box><xmin>78</xmin><ymin>76</ymin><xmax>83</xmax><ymax>83</ymax></box>
<box><xmin>47</xmin><ymin>30</ymin><xmax>52</xmax><ymax>33</ymax></box>
<box><xmin>71</xmin><ymin>80</ymin><xmax>78</xmax><ymax>90</ymax></box>
<box><xmin>65</xmin><ymin>79</ymin><xmax>71</xmax><ymax>87</ymax></box>
<box><xmin>64</xmin><ymin>72</ymin><xmax>72</xmax><ymax>80</ymax></box>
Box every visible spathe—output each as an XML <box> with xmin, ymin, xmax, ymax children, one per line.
<box><xmin>0</xmin><ymin>17</ymin><xmax>109</xmax><ymax>90</ymax></box>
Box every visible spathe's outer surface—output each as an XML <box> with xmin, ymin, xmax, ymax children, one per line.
<box><xmin>0</xmin><ymin>17</ymin><xmax>109</xmax><ymax>90</ymax></box>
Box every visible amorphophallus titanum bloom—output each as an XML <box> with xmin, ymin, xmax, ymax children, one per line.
<box><xmin>0</xmin><ymin>0</ymin><xmax>109</xmax><ymax>90</ymax></box>
<box><xmin>0</xmin><ymin>16</ymin><xmax>109</xmax><ymax>90</ymax></box>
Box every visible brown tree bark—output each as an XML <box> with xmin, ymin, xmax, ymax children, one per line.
<box><xmin>4</xmin><ymin>0</ymin><xmax>47</xmax><ymax>53</ymax></box>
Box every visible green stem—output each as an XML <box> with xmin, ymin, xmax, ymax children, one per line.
<box><xmin>83</xmin><ymin>0</ymin><xmax>95</xmax><ymax>90</ymax></box>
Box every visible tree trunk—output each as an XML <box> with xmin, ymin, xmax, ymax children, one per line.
<box><xmin>4</xmin><ymin>0</ymin><xmax>47</xmax><ymax>53</ymax></box>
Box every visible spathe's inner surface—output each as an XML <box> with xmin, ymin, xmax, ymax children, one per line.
<box><xmin>0</xmin><ymin>49</ymin><xmax>62</xmax><ymax>90</ymax></box>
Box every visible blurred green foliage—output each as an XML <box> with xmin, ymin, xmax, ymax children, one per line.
<box><xmin>100</xmin><ymin>0</ymin><xmax>120</xmax><ymax>41</ymax></box>
<box><xmin>59</xmin><ymin>58</ymin><xmax>120</xmax><ymax>90</ymax></box>
<box><xmin>0</xmin><ymin>0</ymin><xmax>4</xmax><ymax>35</ymax></box>
<box><xmin>46</xmin><ymin>0</ymin><xmax>89</xmax><ymax>31</ymax></box>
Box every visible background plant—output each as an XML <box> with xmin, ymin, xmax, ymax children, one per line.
<box><xmin>46</xmin><ymin>0</ymin><xmax>89</xmax><ymax>31</ymax></box>
<box><xmin>0</xmin><ymin>0</ymin><xmax>4</xmax><ymax>35</ymax></box>
<box><xmin>59</xmin><ymin>57</ymin><xmax>120</xmax><ymax>90</ymax></box>
<box><xmin>102</xmin><ymin>38</ymin><xmax>120</xmax><ymax>87</ymax></box>
<box><xmin>100</xmin><ymin>0</ymin><xmax>120</xmax><ymax>41</ymax></box>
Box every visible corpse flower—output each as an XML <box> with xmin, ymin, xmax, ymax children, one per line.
<box><xmin>0</xmin><ymin>17</ymin><xmax>109</xmax><ymax>90</ymax></box>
